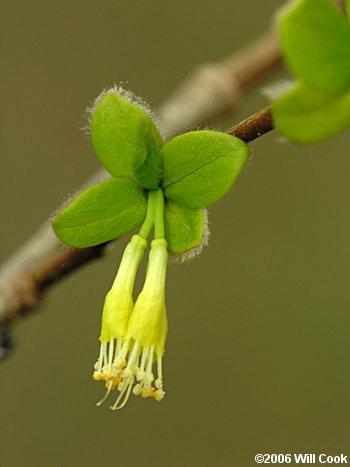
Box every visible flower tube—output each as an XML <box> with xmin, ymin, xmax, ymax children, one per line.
<box><xmin>93</xmin><ymin>234</ymin><xmax>147</xmax><ymax>402</ymax></box>
<box><xmin>109</xmin><ymin>238</ymin><xmax>168</xmax><ymax>410</ymax></box>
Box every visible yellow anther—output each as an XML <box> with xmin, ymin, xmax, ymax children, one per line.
<box><xmin>117</xmin><ymin>359</ymin><xmax>127</xmax><ymax>369</ymax></box>
<box><xmin>144</xmin><ymin>373</ymin><xmax>154</xmax><ymax>385</ymax></box>
<box><xmin>136</xmin><ymin>370</ymin><xmax>145</xmax><ymax>381</ymax></box>
<box><xmin>133</xmin><ymin>384</ymin><xmax>142</xmax><ymax>395</ymax></box>
<box><xmin>106</xmin><ymin>376</ymin><xmax>121</xmax><ymax>390</ymax></box>
<box><xmin>92</xmin><ymin>372</ymin><xmax>104</xmax><ymax>382</ymax></box>
<box><xmin>155</xmin><ymin>378</ymin><xmax>163</xmax><ymax>389</ymax></box>
<box><xmin>153</xmin><ymin>389</ymin><xmax>165</xmax><ymax>401</ymax></box>
<box><xmin>141</xmin><ymin>387</ymin><xmax>156</xmax><ymax>398</ymax></box>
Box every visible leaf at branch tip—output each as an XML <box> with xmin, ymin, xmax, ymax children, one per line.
<box><xmin>91</xmin><ymin>91</ymin><xmax>163</xmax><ymax>181</ymax></box>
<box><xmin>164</xmin><ymin>200</ymin><xmax>205</xmax><ymax>255</ymax></box>
<box><xmin>272</xmin><ymin>81</ymin><xmax>350</xmax><ymax>144</ymax></box>
<box><xmin>277</xmin><ymin>0</ymin><xmax>350</xmax><ymax>94</ymax></box>
<box><xmin>52</xmin><ymin>178</ymin><xmax>147</xmax><ymax>248</ymax></box>
<box><xmin>161</xmin><ymin>131</ymin><xmax>249</xmax><ymax>209</ymax></box>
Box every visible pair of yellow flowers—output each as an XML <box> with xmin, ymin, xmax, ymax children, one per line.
<box><xmin>93</xmin><ymin>190</ymin><xmax>168</xmax><ymax>410</ymax></box>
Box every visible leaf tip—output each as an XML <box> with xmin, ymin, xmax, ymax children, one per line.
<box><xmin>85</xmin><ymin>84</ymin><xmax>160</xmax><ymax>137</ymax></box>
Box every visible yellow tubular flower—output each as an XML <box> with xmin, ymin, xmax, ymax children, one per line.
<box><xmin>109</xmin><ymin>238</ymin><xmax>168</xmax><ymax>410</ymax></box>
<box><xmin>93</xmin><ymin>234</ymin><xmax>147</xmax><ymax>403</ymax></box>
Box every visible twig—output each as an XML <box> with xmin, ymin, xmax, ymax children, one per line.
<box><xmin>226</xmin><ymin>107</ymin><xmax>273</xmax><ymax>142</ymax></box>
<box><xmin>0</xmin><ymin>30</ymin><xmax>281</xmax><ymax>327</ymax></box>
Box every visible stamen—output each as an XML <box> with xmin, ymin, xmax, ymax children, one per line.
<box><xmin>95</xmin><ymin>343</ymin><xmax>105</xmax><ymax>371</ymax></box>
<box><xmin>107</xmin><ymin>339</ymin><xmax>114</xmax><ymax>368</ymax></box>
<box><xmin>136</xmin><ymin>369</ymin><xmax>145</xmax><ymax>381</ymax></box>
<box><xmin>115</xmin><ymin>379</ymin><xmax>135</xmax><ymax>410</ymax></box>
<box><xmin>114</xmin><ymin>339</ymin><xmax>129</xmax><ymax>366</ymax></box>
<box><xmin>140</xmin><ymin>348</ymin><xmax>149</xmax><ymax>371</ymax></box>
<box><xmin>103</xmin><ymin>344</ymin><xmax>108</xmax><ymax>368</ymax></box>
<box><xmin>125</xmin><ymin>341</ymin><xmax>140</xmax><ymax>371</ymax></box>
<box><xmin>110</xmin><ymin>377</ymin><xmax>134</xmax><ymax>410</ymax></box>
<box><xmin>133</xmin><ymin>383</ymin><xmax>142</xmax><ymax>395</ymax></box>
<box><xmin>94</xmin><ymin>340</ymin><xmax>165</xmax><ymax>408</ymax></box>
<box><xmin>157</xmin><ymin>355</ymin><xmax>163</xmax><ymax>381</ymax></box>
<box><xmin>146</xmin><ymin>346</ymin><xmax>154</xmax><ymax>374</ymax></box>
<box><xmin>96</xmin><ymin>380</ymin><xmax>113</xmax><ymax>406</ymax></box>
<box><xmin>154</xmin><ymin>388</ymin><xmax>165</xmax><ymax>401</ymax></box>
<box><xmin>143</xmin><ymin>346</ymin><xmax>154</xmax><ymax>386</ymax></box>
<box><xmin>115</xmin><ymin>338</ymin><xmax>122</xmax><ymax>356</ymax></box>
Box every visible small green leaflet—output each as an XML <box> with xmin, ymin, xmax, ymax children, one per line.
<box><xmin>162</xmin><ymin>131</ymin><xmax>249</xmax><ymax>209</ymax></box>
<box><xmin>132</xmin><ymin>117</ymin><xmax>163</xmax><ymax>190</ymax></box>
<box><xmin>164</xmin><ymin>200</ymin><xmax>205</xmax><ymax>254</ymax></box>
<box><xmin>273</xmin><ymin>81</ymin><xmax>350</xmax><ymax>144</ymax></box>
<box><xmin>91</xmin><ymin>91</ymin><xmax>163</xmax><ymax>183</ymax></box>
<box><xmin>277</xmin><ymin>0</ymin><xmax>350</xmax><ymax>95</ymax></box>
<box><xmin>52</xmin><ymin>178</ymin><xmax>147</xmax><ymax>248</ymax></box>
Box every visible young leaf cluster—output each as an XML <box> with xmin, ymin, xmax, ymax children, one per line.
<box><xmin>272</xmin><ymin>0</ymin><xmax>350</xmax><ymax>143</ymax></box>
<box><xmin>52</xmin><ymin>88</ymin><xmax>249</xmax><ymax>255</ymax></box>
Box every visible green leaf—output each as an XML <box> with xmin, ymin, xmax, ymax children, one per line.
<box><xmin>91</xmin><ymin>91</ymin><xmax>163</xmax><ymax>180</ymax></box>
<box><xmin>272</xmin><ymin>81</ymin><xmax>350</xmax><ymax>144</ymax></box>
<box><xmin>162</xmin><ymin>131</ymin><xmax>249</xmax><ymax>208</ymax></box>
<box><xmin>164</xmin><ymin>200</ymin><xmax>205</xmax><ymax>254</ymax></box>
<box><xmin>52</xmin><ymin>178</ymin><xmax>147</xmax><ymax>248</ymax></box>
<box><xmin>132</xmin><ymin>117</ymin><xmax>163</xmax><ymax>189</ymax></box>
<box><xmin>347</xmin><ymin>0</ymin><xmax>350</xmax><ymax>21</ymax></box>
<box><xmin>277</xmin><ymin>0</ymin><xmax>350</xmax><ymax>94</ymax></box>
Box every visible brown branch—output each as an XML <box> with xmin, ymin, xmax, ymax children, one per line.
<box><xmin>226</xmin><ymin>106</ymin><xmax>273</xmax><ymax>142</ymax></box>
<box><xmin>0</xmin><ymin>30</ymin><xmax>281</xmax><ymax>329</ymax></box>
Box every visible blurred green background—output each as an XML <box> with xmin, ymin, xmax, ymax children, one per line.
<box><xmin>1</xmin><ymin>1</ymin><xmax>349</xmax><ymax>466</ymax></box>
